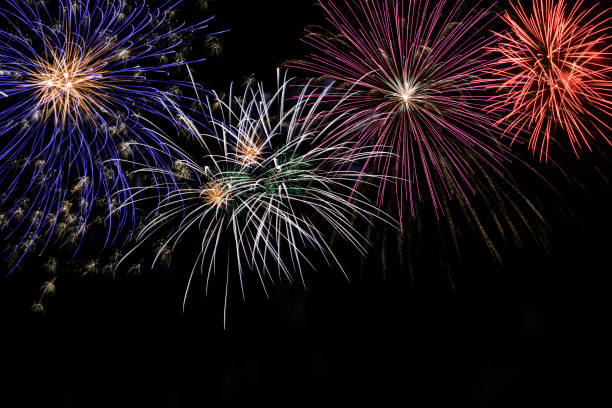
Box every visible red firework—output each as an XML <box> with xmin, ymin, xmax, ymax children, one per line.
<box><xmin>490</xmin><ymin>0</ymin><xmax>612</xmax><ymax>160</ymax></box>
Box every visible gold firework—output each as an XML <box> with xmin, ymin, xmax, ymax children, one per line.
<box><xmin>200</xmin><ymin>182</ymin><xmax>231</xmax><ymax>207</ymax></box>
<box><xmin>235</xmin><ymin>137</ymin><xmax>265</xmax><ymax>167</ymax></box>
<box><xmin>22</xmin><ymin>21</ymin><xmax>121</xmax><ymax>127</ymax></box>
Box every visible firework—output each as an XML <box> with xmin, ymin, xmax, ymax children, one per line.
<box><xmin>489</xmin><ymin>0</ymin><xmax>612</xmax><ymax>159</ymax></box>
<box><xmin>119</xmin><ymin>73</ymin><xmax>391</xmax><ymax>324</ymax></box>
<box><xmin>0</xmin><ymin>0</ymin><xmax>216</xmax><ymax>268</ymax></box>
<box><xmin>291</xmin><ymin>0</ymin><xmax>509</xmax><ymax>220</ymax></box>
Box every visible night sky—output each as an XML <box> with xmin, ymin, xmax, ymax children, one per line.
<box><xmin>1</xmin><ymin>0</ymin><xmax>609</xmax><ymax>406</ymax></box>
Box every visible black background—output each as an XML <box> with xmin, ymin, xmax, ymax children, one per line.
<box><xmin>1</xmin><ymin>0</ymin><xmax>610</xmax><ymax>406</ymax></box>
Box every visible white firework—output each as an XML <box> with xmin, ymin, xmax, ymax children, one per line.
<box><xmin>117</xmin><ymin>72</ymin><xmax>393</xmax><ymax>324</ymax></box>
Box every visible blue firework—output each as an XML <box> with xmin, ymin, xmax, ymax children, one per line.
<box><xmin>0</xmin><ymin>0</ymin><xmax>215</xmax><ymax>268</ymax></box>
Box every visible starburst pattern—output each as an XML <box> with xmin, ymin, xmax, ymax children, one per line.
<box><xmin>291</xmin><ymin>0</ymin><xmax>507</xmax><ymax>219</ymax></box>
<box><xmin>118</xmin><ymin>74</ymin><xmax>391</xmax><ymax>323</ymax></box>
<box><xmin>490</xmin><ymin>0</ymin><xmax>612</xmax><ymax>159</ymax></box>
<box><xmin>0</xmin><ymin>0</ymin><xmax>214</xmax><ymax>268</ymax></box>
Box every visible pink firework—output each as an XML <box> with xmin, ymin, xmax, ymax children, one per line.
<box><xmin>291</xmin><ymin>0</ymin><xmax>508</xmax><ymax>220</ymax></box>
<box><xmin>489</xmin><ymin>0</ymin><xmax>612</xmax><ymax>160</ymax></box>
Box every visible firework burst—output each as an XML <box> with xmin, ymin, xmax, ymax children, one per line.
<box><xmin>489</xmin><ymin>0</ymin><xmax>612</xmax><ymax>159</ymax></box>
<box><xmin>119</xmin><ymin>73</ymin><xmax>391</xmax><ymax>323</ymax></box>
<box><xmin>0</xmin><ymin>0</ymin><xmax>215</xmax><ymax>268</ymax></box>
<box><xmin>291</xmin><ymin>0</ymin><xmax>508</xmax><ymax>220</ymax></box>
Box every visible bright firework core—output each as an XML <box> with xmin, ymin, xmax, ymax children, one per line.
<box><xmin>236</xmin><ymin>138</ymin><xmax>264</xmax><ymax>166</ymax></box>
<box><xmin>32</xmin><ymin>54</ymin><xmax>104</xmax><ymax>125</ymax></box>
<box><xmin>201</xmin><ymin>182</ymin><xmax>231</xmax><ymax>207</ymax></box>
<box><xmin>393</xmin><ymin>81</ymin><xmax>419</xmax><ymax>109</ymax></box>
<box><xmin>43</xmin><ymin>71</ymin><xmax>76</xmax><ymax>95</ymax></box>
